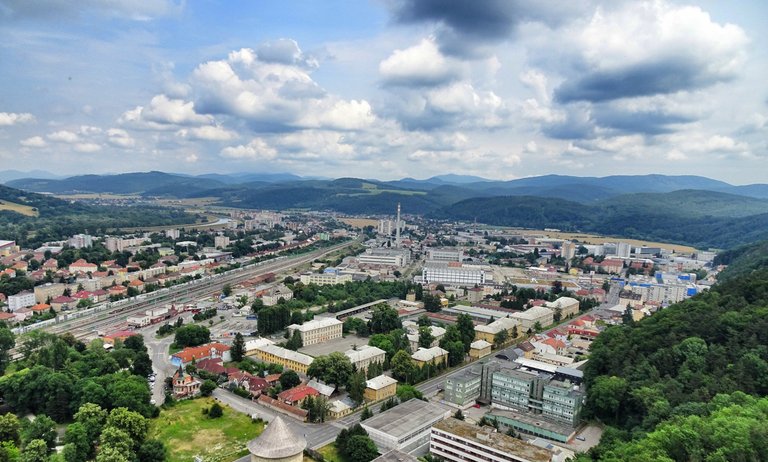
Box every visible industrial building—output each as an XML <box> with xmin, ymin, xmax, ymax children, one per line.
<box><xmin>287</xmin><ymin>317</ymin><xmax>343</xmax><ymax>346</ymax></box>
<box><xmin>421</xmin><ymin>262</ymin><xmax>487</xmax><ymax>286</ymax></box>
<box><xmin>361</xmin><ymin>398</ymin><xmax>450</xmax><ymax>454</ymax></box>
<box><xmin>358</xmin><ymin>248</ymin><xmax>412</xmax><ymax>267</ymax></box>
<box><xmin>443</xmin><ymin>368</ymin><xmax>482</xmax><ymax>408</ymax></box>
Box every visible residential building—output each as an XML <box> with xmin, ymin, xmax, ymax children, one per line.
<box><xmin>406</xmin><ymin>325</ymin><xmax>445</xmax><ymax>351</ymax></box>
<box><xmin>544</xmin><ymin>297</ymin><xmax>580</xmax><ymax>319</ymax></box>
<box><xmin>247</xmin><ymin>416</ymin><xmax>306</xmax><ymax>462</ymax></box>
<box><xmin>361</xmin><ymin>398</ymin><xmax>450</xmax><ymax>454</ymax></box>
<box><xmin>287</xmin><ymin>317</ymin><xmax>342</xmax><ymax>346</ymax></box>
<box><xmin>67</xmin><ymin>234</ymin><xmax>93</xmax><ymax>249</ymax></box>
<box><xmin>541</xmin><ymin>380</ymin><xmax>584</xmax><ymax>425</ymax></box>
<box><xmin>345</xmin><ymin>345</ymin><xmax>386</xmax><ymax>372</ymax></box>
<box><xmin>411</xmin><ymin>346</ymin><xmax>448</xmax><ymax>367</ymax></box>
<box><xmin>443</xmin><ymin>368</ymin><xmax>482</xmax><ymax>408</ymax></box>
<box><xmin>172</xmin><ymin>366</ymin><xmax>201</xmax><ymax>399</ymax></box>
<box><xmin>165</xmin><ymin>229</ymin><xmax>180</xmax><ymax>239</ymax></box>
<box><xmin>430</xmin><ymin>418</ymin><xmax>552</xmax><ymax>462</ymax></box>
<box><xmin>328</xmin><ymin>397</ymin><xmax>355</xmax><ymax>419</ymax></box>
<box><xmin>253</xmin><ymin>344</ymin><xmax>314</xmax><ymax>374</ymax></box>
<box><xmin>171</xmin><ymin>342</ymin><xmax>231</xmax><ymax>367</ymax></box>
<box><xmin>469</xmin><ymin>340</ymin><xmax>492</xmax><ymax>359</ymax></box>
<box><xmin>475</xmin><ymin>317</ymin><xmax>520</xmax><ymax>344</ymax></box>
<box><xmin>364</xmin><ymin>374</ymin><xmax>397</xmax><ymax>402</ymax></box>
<box><xmin>512</xmin><ymin>306</ymin><xmax>554</xmax><ymax>331</ymax></box>
<box><xmin>214</xmin><ymin>235</ymin><xmax>230</xmax><ymax>248</ymax></box>
<box><xmin>68</xmin><ymin>258</ymin><xmax>98</xmax><ymax>274</ymax></box>
<box><xmin>278</xmin><ymin>385</ymin><xmax>319</xmax><ymax>406</ymax></box>
<box><xmin>8</xmin><ymin>291</ymin><xmax>35</xmax><ymax>311</ymax></box>
<box><xmin>34</xmin><ymin>283</ymin><xmax>66</xmax><ymax>304</ymax></box>
<box><xmin>261</xmin><ymin>285</ymin><xmax>294</xmax><ymax>306</ymax></box>
<box><xmin>299</xmin><ymin>270</ymin><xmax>352</xmax><ymax>286</ymax></box>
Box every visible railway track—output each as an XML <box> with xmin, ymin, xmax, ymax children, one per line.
<box><xmin>13</xmin><ymin>239</ymin><xmax>357</xmax><ymax>347</ymax></box>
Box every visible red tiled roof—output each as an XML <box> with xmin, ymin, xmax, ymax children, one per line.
<box><xmin>0</xmin><ymin>312</ymin><xmax>15</xmax><ymax>320</ymax></box>
<box><xmin>31</xmin><ymin>303</ymin><xmax>51</xmax><ymax>312</ymax></box>
<box><xmin>172</xmin><ymin>342</ymin><xmax>230</xmax><ymax>364</ymax></box>
<box><xmin>51</xmin><ymin>295</ymin><xmax>76</xmax><ymax>304</ymax></box>
<box><xmin>257</xmin><ymin>395</ymin><xmax>309</xmax><ymax>418</ymax></box>
<box><xmin>278</xmin><ymin>385</ymin><xmax>319</xmax><ymax>403</ymax></box>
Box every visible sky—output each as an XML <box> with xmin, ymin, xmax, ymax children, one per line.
<box><xmin>0</xmin><ymin>0</ymin><xmax>766</xmax><ymax>184</ymax></box>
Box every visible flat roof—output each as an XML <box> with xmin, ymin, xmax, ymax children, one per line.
<box><xmin>433</xmin><ymin>418</ymin><xmax>551</xmax><ymax>462</ymax></box>
<box><xmin>489</xmin><ymin>408</ymin><xmax>576</xmax><ymax>437</ymax></box>
<box><xmin>289</xmin><ymin>317</ymin><xmax>342</xmax><ymax>332</ymax></box>
<box><xmin>361</xmin><ymin>399</ymin><xmax>448</xmax><ymax>439</ymax></box>
<box><xmin>372</xmin><ymin>450</ymin><xmax>419</xmax><ymax>462</ymax></box>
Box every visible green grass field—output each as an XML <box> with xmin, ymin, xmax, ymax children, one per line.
<box><xmin>317</xmin><ymin>443</ymin><xmax>347</xmax><ymax>462</ymax></box>
<box><xmin>149</xmin><ymin>397</ymin><xmax>264</xmax><ymax>462</ymax></box>
<box><xmin>0</xmin><ymin>199</ymin><xmax>38</xmax><ymax>216</ymax></box>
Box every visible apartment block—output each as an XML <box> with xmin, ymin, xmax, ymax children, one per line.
<box><xmin>430</xmin><ymin>418</ymin><xmax>552</xmax><ymax>462</ymax></box>
<box><xmin>443</xmin><ymin>368</ymin><xmax>482</xmax><ymax>407</ymax></box>
<box><xmin>287</xmin><ymin>317</ymin><xmax>343</xmax><ymax>346</ymax></box>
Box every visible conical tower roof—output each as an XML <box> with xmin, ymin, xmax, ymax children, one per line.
<box><xmin>247</xmin><ymin>416</ymin><xmax>306</xmax><ymax>459</ymax></box>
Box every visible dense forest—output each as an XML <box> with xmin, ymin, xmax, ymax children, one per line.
<box><xmin>577</xmin><ymin>251</ymin><xmax>768</xmax><ymax>460</ymax></box>
<box><xmin>0</xmin><ymin>185</ymin><xmax>198</xmax><ymax>247</ymax></box>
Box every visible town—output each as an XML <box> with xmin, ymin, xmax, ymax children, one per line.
<box><xmin>0</xmin><ymin>203</ymin><xmax>720</xmax><ymax>462</ymax></box>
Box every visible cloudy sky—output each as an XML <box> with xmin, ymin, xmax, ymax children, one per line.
<box><xmin>0</xmin><ymin>0</ymin><xmax>766</xmax><ymax>183</ymax></box>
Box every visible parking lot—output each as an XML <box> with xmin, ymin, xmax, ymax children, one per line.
<box><xmin>299</xmin><ymin>333</ymin><xmax>369</xmax><ymax>357</ymax></box>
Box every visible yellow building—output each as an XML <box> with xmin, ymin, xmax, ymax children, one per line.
<box><xmin>411</xmin><ymin>346</ymin><xmax>448</xmax><ymax>367</ymax></box>
<box><xmin>474</xmin><ymin>317</ymin><xmax>519</xmax><ymax>344</ymax></box>
<box><xmin>254</xmin><ymin>344</ymin><xmax>314</xmax><ymax>374</ymax></box>
<box><xmin>364</xmin><ymin>375</ymin><xmax>397</xmax><ymax>402</ymax></box>
<box><xmin>469</xmin><ymin>340</ymin><xmax>492</xmax><ymax>359</ymax></box>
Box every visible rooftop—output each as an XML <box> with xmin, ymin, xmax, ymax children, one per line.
<box><xmin>411</xmin><ymin>346</ymin><xmax>448</xmax><ymax>362</ymax></box>
<box><xmin>257</xmin><ymin>344</ymin><xmax>314</xmax><ymax>366</ymax></box>
<box><xmin>288</xmin><ymin>317</ymin><xmax>342</xmax><ymax>332</ymax></box>
<box><xmin>361</xmin><ymin>398</ymin><xmax>448</xmax><ymax>438</ymax></box>
<box><xmin>247</xmin><ymin>416</ymin><xmax>306</xmax><ymax>459</ymax></box>
<box><xmin>433</xmin><ymin>418</ymin><xmax>552</xmax><ymax>462</ymax></box>
<box><xmin>345</xmin><ymin>345</ymin><xmax>386</xmax><ymax>363</ymax></box>
<box><xmin>372</xmin><ymin>449</ymin><xmax>419</xmax><ymax>462</ymax></box>
<box><xmin>366</xmin><ymin>374</ymin><xmax>397</xmax><ymax>390</ymax></box>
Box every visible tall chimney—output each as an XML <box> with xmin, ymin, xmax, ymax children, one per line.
<box><xmin>396</xmin><ymin>202</ymin><xmax>401</xmax><ymax>248</ymax></box>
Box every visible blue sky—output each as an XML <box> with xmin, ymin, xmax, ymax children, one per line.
<box><xmin>0</xmin><ymin>0</ymin><xmax>766</xmax><ymax>183</ymax></box>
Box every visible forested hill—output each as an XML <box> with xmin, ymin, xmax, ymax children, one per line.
<box><xmin>713</xmin><ymin>239</ymin><xmax>768</xmax><ymax>281</ymax></box>
<box><xmin>0</xmin><ymin>185</ymin><xmax>198</xmax><ymax>247</ymax></box>
<box><xmin>577</xmin><ymin>267</ymin><xmax>768</xmax><ymax>460</ymax></box>
<box><xmin>431</xmin><ymin>191</ymin><xmax>768</xmax><ymax>249</ymax></box>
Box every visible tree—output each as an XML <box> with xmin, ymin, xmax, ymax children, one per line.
<box><xmin>622</xmin><ymin>305</ymin><xmax>635</xmax><ymax>326</ymax></box>
<box><xmin>422</xmin><ymin>293</ymin><xmax>441</xmax><ymax>313</ymax></box>
<box><xmin>280</xmin><ymin>370</ymin><xmax>301</xmax><ymax>390</ymax></box>
<box><xmin>418</xmin><ymin>326</ymin><xmax>435</xmax><ymax>349</ymax></box>
<box><xmin>200</xmin><ymin>380</ymin><xmax>217</xmax><ymax>397</ymax></box>
<box><xmin>105</xmin><ymin>408</ymin><xmax>149</xmax><ymax>447</ymax></box>
<box><xmin>306</xmin><ymin>352</ymin><xmax>353</xmax><ymax>388</ymax></box>
<box><xmin>454</xmin><ymin>409</ymin><xmax>465</xmax><ymax>420</ymax></box>
<box><xmin>553</xmin><ymin>307</ymin><xmax>562</xmax><ymax>323</ymax></box>
<box><xmin>493</xmin><ymin>329</ymin><xmax>508</xmax><ymax>349</ymax></box>
<box><xmin>221</xmin><ymin>284</ymin><xmax>233</xmax><ymax>297</ymax></box>
<box><xmin>285</xmin><ymin>330</ymin><xmax>303</xmax><ymax>351</ymax></box>
<box><xmin>390</xmin><ymin>350</ymin><xmax>416</xmax><ymax>383</ymax></box>
<box><xmin>20</xmin><ymin>439</ymin><xmax>48</xmax><ymax>462</ymax></box>
<box><xmin>231</xmin><ymin>333</ymin><xmax>245</xmax><ymax>362</ymax></box>
<box><xmin>74</xmin><ymin>403</ymin><xmax>107</xmax><ymax>446</ymax></box>
<box><xmin>360</xmin><ymin>406</ymin><xmax>373</xmax><ymax>421</ymax></box>
<box><xmin>533</xmin><ymin>321</ymin><xmax>543</xmax><ymax>332</ymax></box>
<box><xmin>456</xmin><ymin>314</ymin><xmax>475</xmax><ymax>352</ymax></box>
<box><xmin>21</xmin><ymin>415</ymin><xmax>56</xmax><ymax>450</ymax></box>
<box><xmin>94</xmin><ymin>445</ymin><xmax>130</xmax><ymax>462</ymax></box>
<box><xmin>98</xmin><ymin>427</ymin><xmax>132</xmax><ymax>459</ymax></box>
<box><xmin>347</xmin><ymin>371</ymin><xmax>366</xmax><ymax>406</ymax></box>
<box><xmin>368</xmin><ymin>305</ymin><xmax>402</xmax><ymax>334</ymax></box>
<box><xmin>417</xmin><ymin>315</ymin><xmax>431</xmax><ymax>327</ymax></box>
<box><xmin>395</xmin><ymin>385</ymin><xmax>423</xmax><ymax>402</ymax></box>
<box><xmin>173</xmin><ymin>325</ymin><xmax>210</xmax><ymax>348</ymax></box>
<box><xmin>122</xmin><ymin>335</ymin><xmax>146</xmax><ymax>353</ymax></box>
<box><xmin>63</xmin><ymin>423</ymin><xmax>91</xmax><ymax>462</ymax></box>
<box><xmin>136</xmin><ymin>440</ymin><xmax>166</xmax><ymax>462</ymax></box>
<box><xmin>444</xmin><ymin>340</ymin><xmax>465</xmax><ymax>367</ymax></box>
<box><xmin>0</xmin><ymin>413</ymin><xmax>20</xmax><ymax>445</ymax></box>
<box><xmin>345</xmin><ymin>435</ymin><xmax>379</xmax><ymax>462</ymax></box>
<box><xmin>131</xmin><ymin>352</ymin><xmax>153</xmax><ymax>378</ymax></box>
<box><xmin>587</xmin><ymin>376</ymin><xmax>628</xmax><ymax>423</ymax></box>
<box><xmin>208</xmin><ymin>403</ymin><xmax>223</xmax><ymax>418</ymax></box>
<box><xmin>0</xmin><ymin>324</ymin><xmax>15</xmax><ymax>375</ymax></box>
<box><xmin>310</xmin><ymin>396</ymin><xmax>330</xmax><ymax>423</ymax></box>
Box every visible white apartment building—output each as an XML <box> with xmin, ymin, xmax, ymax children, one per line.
<box><xmin>287</xmin><ymin>317</ymin><xmax>343</xmax><ymax>346</ymax></box>
<box><xmin>67</xmin><ymin>234</ymin><xmax>93</xmax><ymax>249</ymax></box>
<box><xmin>511</xmin><ymin>306</ymin><xmax>554</xmax><ymax>331</ymax></box>
<box><xmin>165</xmin><ymin>229</ymin><xmax>180</xmax><ymax>239</ymax></box>
<box><xmin>214</xmin><ymin>235</ymin><xmax>230</xmax><ymax>248</ymax></box>
<box><xmin>422</xmin><ymin>262</ymin><xmax>486</xmax><ymax>286</ymax></box>
<box><xmin>8</xmin><ymin>291</ymin><xmax>35</xmax><ymax>311</ymax></box>
<box><xmin>430</xmin><ymin>418</ymin><xmax>552</xmax><ymax>462</ymax></box>
<box><xmin>299</xmin><ymin>272</ymin><xmax>353</xmax><ymax>286</ymax></box>
<box><xmin>261</xmin><ymin>285</ymin><xmax>294</xmax><ymax>306</ymax></box>
<box><xmin>345</xmin><ymin>345</ymin><xmax>386</xmax><ymax>372</ymax></box>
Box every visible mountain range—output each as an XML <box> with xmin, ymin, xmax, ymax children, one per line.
<box><xmin>4</xmin><ymin>170</ymin><xmax>768</xmax><ymax>249</ymax></box>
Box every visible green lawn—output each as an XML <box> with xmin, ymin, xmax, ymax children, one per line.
<box><xmin>149</xmin><ymin>397</ymin><xmax>264</xmax><ymax>462</ymax></box>
<box><xmin>316</xmin><ymin>443</ymin><xmax>348</xmax><ymax>462</ymax></box>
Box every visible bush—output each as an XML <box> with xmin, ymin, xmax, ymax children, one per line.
<box><xmin>208</xmin><ymin>402</ymin><xmax>223</xmax><ymax>418</ymax></box>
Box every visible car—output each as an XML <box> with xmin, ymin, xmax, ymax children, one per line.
<box><xmin>473</xmin><ymin>404</ymin><xmax>481</xmax><ymax>408</ymax></box>
<box><xmin>576</xmin><ymin>436</ymin><xmax>586</xmax><ymax>441</ymax></box>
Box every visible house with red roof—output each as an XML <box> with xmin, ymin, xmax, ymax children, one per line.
<box><xmin>103</xmin><ymin>330</ymin><xmax>139</xmax><ymax>345</ymax></box>
<box><xmin>171</xmin><ymin>342</ymin><xmax>231</xmax><ymax>367</ymax></box>
<box><xmin>228</xmin><ymin>371</ymin><xmax>269</xmax><ymax>397</ymax></box>
<box><xmin>30</xmin><ymin>303</ymin><xmax>51</xmax><ymax>314</ymax></box>
<box><xmin>50</xmin><ymin>295</ymin><xmax>77</xmax><ymax>311</ymax></box>
<box><xmin>278</xmin><ymin>385</ymin><xmax>319</xmax><ymax>406</ymax></box>
<box><xmin>69</xmin><ymin>259</ymin><xmax>97</xmax><ymax>274</ymax></box>
<box><xmin>599</xmin><ymin>259</ymin><xmax>624</xmax><ymax>274</ymax></box>
<box><xmin>108</xmin><ymin>285</ymin><xmax>128</xmax><ymax>297</ymax></box>
<box><xmin>172</xmin><ymin>366</ymin><xmax>201</xmax><ymax>399</ymax></box>
<box><xmin>0</xmin><ymin>312</ymin><xmax>16</xmax><ymax>324</ymax></box>
<box><xmin>42</xmin><ymin>259</ymin><xmax>59</xmax><ymax>271</ymax></box>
